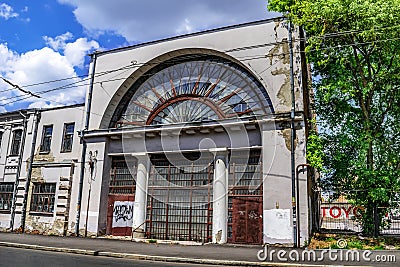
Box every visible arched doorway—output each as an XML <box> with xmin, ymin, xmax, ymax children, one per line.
<box><xmin>105</xmin><ymin>54</ymin><xmax>273</xmax><ymax>243</ymax></box>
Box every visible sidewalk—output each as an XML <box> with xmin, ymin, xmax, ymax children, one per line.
<box><xmin>0</xmin><ymin>232</ymin><xmax>370</xmax><ymax>266</ymax></box>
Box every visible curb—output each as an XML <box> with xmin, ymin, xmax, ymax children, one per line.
<box><xmin>0</xmin><ymin>242</ymin><xmax>365</xmax><ymax>267</ymax></box>
<box><xmin>0</xmin><ymin>242</ymin><xmax>96</xmax><ymax>255</ymax></box>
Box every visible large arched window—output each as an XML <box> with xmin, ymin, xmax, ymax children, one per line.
<box><xmin>111</xmin><ymin>55</ymin><xmax>273</xmax><ymax>128</ymax></box>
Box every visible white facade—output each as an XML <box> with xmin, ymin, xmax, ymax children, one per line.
<box><xmin>0</xmin><ymin>105</ymin><xmax>84</xmax><ymax>234</ymax></box>
<box><xmin>0</xmin><ymin>18</ymin><xmax>313</xmax><ymax>246</ymax></box>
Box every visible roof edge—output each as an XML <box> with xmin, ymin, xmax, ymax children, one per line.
<box><xmin>91</xmin><ymin>16</ymin><xmax>285</xmax><ymax>57</ymax></box>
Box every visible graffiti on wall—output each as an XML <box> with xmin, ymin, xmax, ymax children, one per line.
<box><xmin>112</xmin><ymin>201</ymin><xmax>134</xmax><ymax>228</ymax></box>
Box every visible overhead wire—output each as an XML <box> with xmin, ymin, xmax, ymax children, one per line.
<box><xmin>1</xmin><ymin>22</ymin><xmax>399</xmax><ymax>109</ymax></box>
<box><xmin>1</xmin><ymin>23</ymin><xmax>398</xmax><ymax>93</ymax></box>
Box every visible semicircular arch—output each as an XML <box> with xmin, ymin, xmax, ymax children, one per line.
<box><xmin>100</xmin><ymin>48</ymin><xmax>274</xmax><ymax>129</ymax></box>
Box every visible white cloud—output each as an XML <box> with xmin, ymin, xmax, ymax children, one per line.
<box><xmin>44</xmin><ymin>33</ymin><xmax>99</xmax><ymax>68</ymax></box>
<box><xmin>0</xmin><ymin>35</ymin><xmax>99</xmax><ymax>112</ymax></box>
<box><xmin>58</xmin><ymin>0</ymin><xmax>279</xmax><ymax>42</ymax></box>
<box><xmin>0</xmin><ymin>3</ymin><xmax>18</xmax><ymax>20</ymax></box>
<box><xmin>44</xmin><ymin>32</ymin><xmax>74</xmax><ymax>51</ymax></box>
<box><xmin>64</xmin><ymin>37</ymin><xmax>99</xmax><ymax>67</ymax></box>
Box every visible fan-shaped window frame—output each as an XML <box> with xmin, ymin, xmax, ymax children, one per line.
<box><xmin>109</xmin><ymin>54</ymin><xmax>274</xmax><ymax>128</ymax></box>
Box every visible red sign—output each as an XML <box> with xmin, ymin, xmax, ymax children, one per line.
<box><xmin>321</xmin><ymin>205</ymin><xmax>364</xmax><ymax>219</ymax></box>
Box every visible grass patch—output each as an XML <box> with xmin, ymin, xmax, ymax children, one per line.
<box><xmin>308</xmin><ymin>233</ymin><xmax>400</xmax><ymax>250</ymax></box>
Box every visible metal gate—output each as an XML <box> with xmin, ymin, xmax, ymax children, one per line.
<box><xmin>228</xmin><ymin>149</ymin><xmax>263</xmax><ymax>244</ymax></box>
<box><xmin>106</xmin><ymin>157</ymin><xmax>136</xmax><ymax>236</ymax></box>
<box><xmin>146</xmin><ymin>153</ymin><xmax>213</xmax><ymax>242</ymax></box>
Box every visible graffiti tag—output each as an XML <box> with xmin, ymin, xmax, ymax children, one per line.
<box><xmin>112</xmin><ymin>201</ymin><xmax>134</xmax><ymax>228</ymax></box>
<box><xmin>114</xmin><ymin>204</ymin><xmax>133</xmax><ymax>222</ymax></box>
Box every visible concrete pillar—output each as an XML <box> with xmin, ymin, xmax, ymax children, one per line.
<box><xmin>211</xmin><ymin>147</ymin><xmax>228</xmax><ymax>244</ymax></box>
<box><xmin>131</xmin><ymin>153</ymin><xmax>149</xmax><ymax>238</ymax></box>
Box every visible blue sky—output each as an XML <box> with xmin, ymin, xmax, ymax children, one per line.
<box><xmin>0</xmin><ymin>0</ymin><xmax>278</xmax><ymax>113</ymax></box>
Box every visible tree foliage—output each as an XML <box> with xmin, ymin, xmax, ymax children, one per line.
<box><xmin>268</xmin><ymin>0</ymin><xmax>400</xmax><ymax>235</ymax></box>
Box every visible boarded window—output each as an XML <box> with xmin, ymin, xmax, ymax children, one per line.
<box><xmin>40</xmin><ymin>125</ymin><xmax>53</xmax><ymax>153</ymax></box>
<box><xmin>0</xmin><ymin>183</ymin><xmax>13</xmax><ymax>211</ymax></box>
<box><xmin>10</xmin><ymin>129</ymin><xmax>22</xmax><ymax>156</ymax></box>
<box><xmin>30</xmin><ymin>183</ymin><xmax>56</xmax><ymax>213</ymax></box>
<box><xmin>61</xmin><ymin>123</ymin><xmax>74</xmax><ymax>152</ymax></box>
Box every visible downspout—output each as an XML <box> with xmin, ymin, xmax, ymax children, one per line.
<box><xmin>20</xmin><ymin>109</ymin><xmax>41</xmax><ymax>232</ymax></box>
<box><xmin>10</xmin><ymin>111</ymin><xmax>28</xmax><ymax>230</ymax></box>
<box><xmin>288</xmin><ymin>20</ymin><xmax>298</xmax><ymax>247</ymax></box>
<box><xmin>75</xmin><ymin>52</ymin><xmax>97</xmax><ymax>236</ymax></box>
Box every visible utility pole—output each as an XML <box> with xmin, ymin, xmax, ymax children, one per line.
<box><xmin>75</xmin><ymin>52</ymin><xmax>97</xmax><ymax>236</ymax></box>
<box><xmin>288</xmin><ymin>19</ymin><xmax>298</xmax><ymax>248</ymax></box>
<box><xmin>84</xmin><ymin>150</ymin><xmax>97</xmax><ymax>237</ymax></box>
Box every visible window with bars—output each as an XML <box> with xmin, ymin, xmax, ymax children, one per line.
<box><xmin>109</xmin><ymin>157</ymin><xmax>137</xmax><ymax>195</ymax></box>
<box><xmin>10</xmin><ymin>129</ymin><xmax>22</xmax><ymax>156</ymax></box>
<box><xmin>146</xmin><ymin>153</ymin><xmax>214</xmax><ymax>242</ymax></box>
<box><xmin>61</xmin><ymin>123</ymin><xmax>74</xmax><ymax>152</ymax></box>
<box><xmin>40</xmin><ymin>125</ymin><xmax>53</xmax><ymax>153</ymax></box>
<box><xmin>30</xmin><ymin>183</ymin><xmax>56</xmax><ymax>213</ymax></box>
<box><xmin>0</xmin><ymin>183</ymin><xmax>13</xmax><ymax>211</ymax></box>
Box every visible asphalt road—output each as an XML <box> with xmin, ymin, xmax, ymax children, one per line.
<box><xmin>0</xmin><ymin>247</ymin><xmax>230</xmax><ymax>267</ymax></box>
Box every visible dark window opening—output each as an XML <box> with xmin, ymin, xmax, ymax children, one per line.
<box><xmin>109</xmin><ymin>157</ymin><xmax>137</xmax><ymax>195</ymax></box>
<box><xmin>10</xmin><ymin>129</ymin><xmax>22</xmax><ymax>156</ymax></box>
<box><xmin>40</xmin><ymin>125</ymin><xmax>53</xmax><ymax>153</ymax></box>
<box><xmin>30</xmin><ymin>183</ymin><xmax>56</xmax><ymax>213</ymax></box>
<box><xmin>0</xmin><ymin>183</ymin><xmax>13</xmax><ymax>211</ymax></box>
<box><xmin>61</xmin><ymin>123</ymin><xmax>74</xmax><ymax>152</ymax></box>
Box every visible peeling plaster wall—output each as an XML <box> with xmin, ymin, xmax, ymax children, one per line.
<box><xmin>86</xmin><ymin>18</ymin><xmax>303</xmax><ymax>130</ymax></box>
<box><xmin>262</xmin><ymin>119</ymin><xmax>308</xmax><ymax>245</ymax></box>
<box><xmin>71</xmin><ymin>19</ymin><xmax>308</xmax><ymax>244</ymax></box>
<box><xmin>24</xmin><ymin>164</ymin><xmax>73</xmax><ymax>236</ymax></box>
<box><xmin>20</xmin><ymin>106</ymin><xmax>83</xmax><ymax>235</ymax></box>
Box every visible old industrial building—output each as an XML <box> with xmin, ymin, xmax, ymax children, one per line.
<box><xmin>0</xmin><ymin>18</ymin><xmax>313</xmax><ymax>246</ymax></box>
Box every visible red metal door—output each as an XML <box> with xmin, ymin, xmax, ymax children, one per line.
<box><xmin>106</xmin><ymin>194</ymin><xmax>135</xmax><ymax>236</ymax></box>
<box><xmin>232</xmin><ymin>197</ymin><xmax>262</xmax><ymax>244</ymax></box>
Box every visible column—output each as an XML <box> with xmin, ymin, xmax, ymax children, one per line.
<box><xmin>211</xmin><ymin>147</ymin><xmax>228</xmax><ymax>244</ymax></box>
<box><xmin>131</xmin><ymin>153</ymin><xmax>149</xmax><ymax>238</ymax></box>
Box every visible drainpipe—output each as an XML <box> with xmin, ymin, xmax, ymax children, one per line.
<box><xmin>20</xmin><ymin>110</ymin><xmax>41</xmax><ymax>232</ymax></box>
<box><xmin>75</xmin><ymin>52</ymin><xmax>97</xmax><ymax>236</ymax></box>
<box><xmin>10</xmin><ymin>111</ymin><xmax>28</xmax><ymax>230</ymax></box>
<box><xmin>288</xmin><ymin>20</ymin><xmax>298</xmax><ymax>248</ymax></box>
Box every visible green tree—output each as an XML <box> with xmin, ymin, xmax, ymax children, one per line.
<box><xmin>268</xmin><ymin>0</ymin><xmax>400</xmax><ymax>235</ymax></box>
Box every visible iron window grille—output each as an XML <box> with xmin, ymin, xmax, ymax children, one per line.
<box><xmin>109</xmin><ymin>157</ymin><xmax>137</xmax><ymax>195</ymax></box>
<box><xmin>146</xmin><ymin>153</ymin><xmax>214</xmax><ymax>242</ymax></box>
<box><xmin>40</xmin><ymin>125</ymin><xmax>53</xmax><ymax>153</ymax></box>
<box><xmin>0</xmin><ymin>183</ymin><xmax>13</xmax><ymax>211</ymax></box>
<box><xmin>61</xmin><ymin>123</ymin><xmax>74</xmax><ymax>152</ymax></box>
<box><xmin>10</xmin><ymin>129</ymin><xmax>22</xmax><ymax>156</ymax></box>
<box><xmin>30</xmin><ymin>183</ymin><xmax>56</xmax><ymax>213</ymax></box>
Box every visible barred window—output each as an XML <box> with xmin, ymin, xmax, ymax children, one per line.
<box><xmin>40</xmin><ymin>125</ymin><xmax>53</xmax><ymax>153</ymax></box>
<box><xmin>0</xmin><ymin>183</ymin><xmax>13</xmax><ymax>211</ymax></box>
<box><xmin>30</xmin><ymin>183</ymin><xmax>56</xmax><ymax>213</ymax></box>
<box><xmin>10</xmin><ymin>129</ymin><xmax>22</xmax><ymax>156</ymax></box>
<box><xmin>61</xmin><ymin>123</ymin><xmax>74</xmax><ymax>152</ymax></box>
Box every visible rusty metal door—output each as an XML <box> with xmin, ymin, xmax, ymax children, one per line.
<box><xmin>231</xmin><ymin>197</ymin><xmax>262</xmax><ymax>244</ymax></box>
<box><xmin>106</xmin><ymin>157</ymin><xmax>136</xmax><ymax>236</ymax></box>
<box><xmin>106</xmin><ymin>195</ymin><xmax>135</xmax><ymax>236</ymax></box>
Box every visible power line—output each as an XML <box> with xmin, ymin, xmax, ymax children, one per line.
<box><xmin>2</xmin><ymin>23</ymin><xmax>399</xmax><ymax>108</ymax></box>
<box><xmin>2</xmin><ymin>23</ymin><xmax>398</xmax><ymax>94</ymax></box>
<box><xmin>1</xmin><ymin>78</ymin><xmax>41</xmax><ymax>98</ymax></box>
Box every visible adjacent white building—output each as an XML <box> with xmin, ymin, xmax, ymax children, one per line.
<box><xmin>0</xmin><ymin>18</ymin><xmax>314</xmax><ymax>246</ymax></box>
